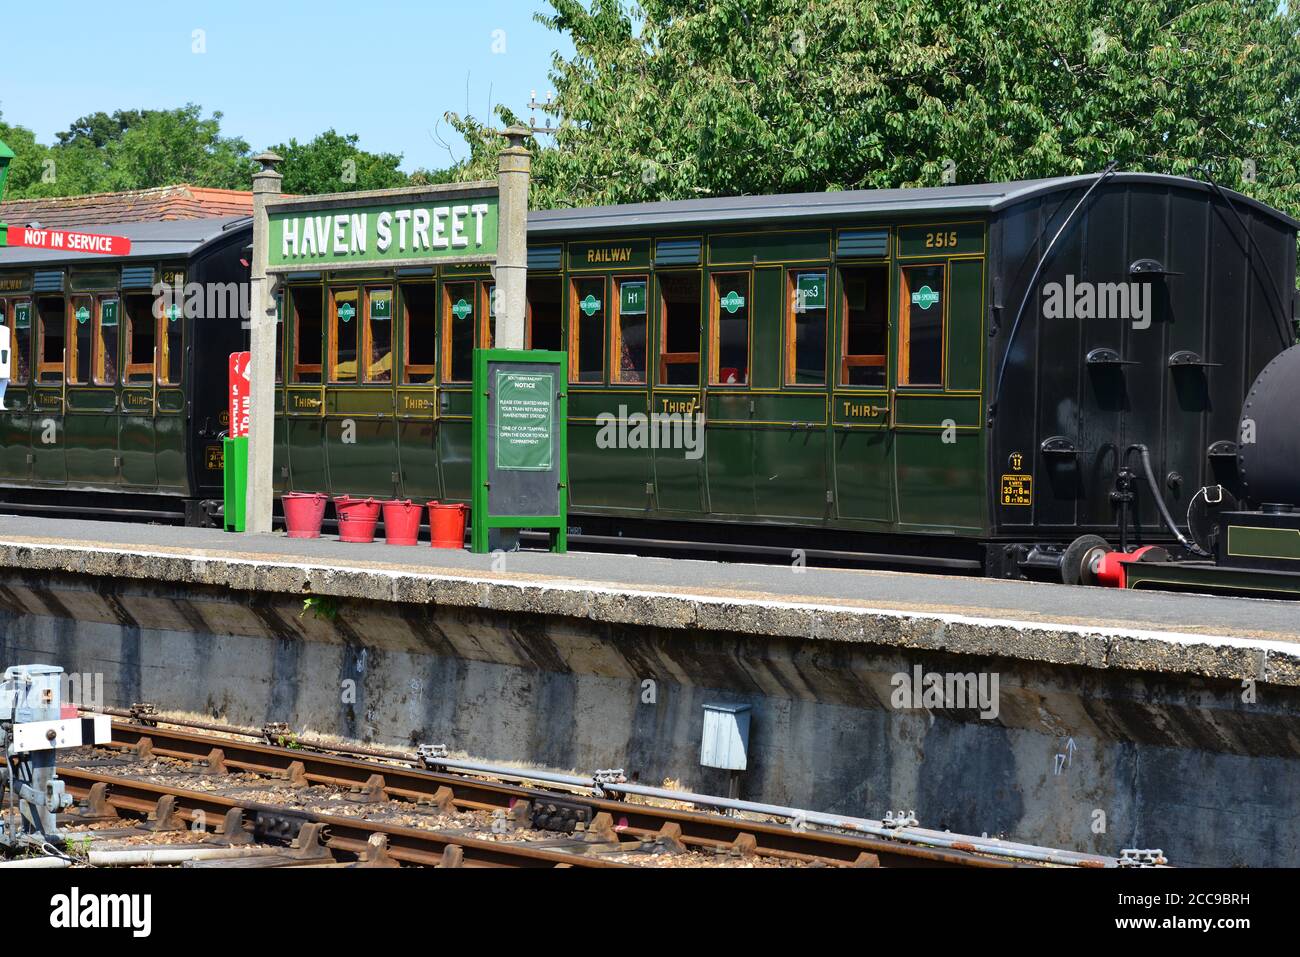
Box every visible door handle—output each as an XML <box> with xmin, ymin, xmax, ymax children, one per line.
<box><xmin>888</xmin><ymin>388</ymin><xmax>897</xmax><ymax>429</ymax></box>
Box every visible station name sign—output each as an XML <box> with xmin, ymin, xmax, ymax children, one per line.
<box><xmin>266</xmin><ymin>182</ymin><xmax>499</xmax><ymax>273</ymax></box>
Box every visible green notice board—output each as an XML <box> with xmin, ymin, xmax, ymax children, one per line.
<box><xmin>472</xmin><ymin>348</ymin><xmax>568</xmax><ymax>553</ymax></box>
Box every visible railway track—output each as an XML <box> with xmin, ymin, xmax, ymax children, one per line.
<box><xmin>53</xmin><ymin>718</ymin><xmax>1101</xmax><ymax>869</ymax></box>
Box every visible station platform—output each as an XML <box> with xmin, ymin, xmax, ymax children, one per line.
<box><xmin>0</xmin><ymin>514</ymin><xmax>1295</xmax><ymax>686</ymax></box>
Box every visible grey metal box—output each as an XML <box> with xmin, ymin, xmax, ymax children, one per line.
<box><xmin>700</xmin><ymin>703</ymin><xmax>751</xmax><ymax>771</ymax></box>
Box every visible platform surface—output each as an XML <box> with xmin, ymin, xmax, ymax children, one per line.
<box><xmin>0</xmin><ymin>513</ymin><xmax>1294</xmax><ymax>645</ymax></box>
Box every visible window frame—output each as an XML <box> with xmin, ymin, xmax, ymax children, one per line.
<box><xmin>66</xmin><ymin>294</ymin><xmax>96</xmax><ymax>385</ymax></box>
<box><xmin>656</xmin><ymin>270</ymin><xmax>702</xmax><ymax>386</ymax></box>
<box><xmin>121</xmin><ymin>292</ymin><xmax>156</xmax><ymax>385</ymax></box>
<box><xmin>36</xmin><ymin>296</ymin><xmax>66</xmax><ymax>383</ymax></box>
<box><xmin>290</xmin><ymin>285</ymin><xmax>324</xmax><ymax>384</ymax></box>
<box><xmin>361</xmin><ymin>284</ymin><xmax>395</xmax><ymax>384</ymax></box>
<box><xmin>525</xmin><ymin>275</ymin><xmax>563</xmax><ymax>352</ymax></box>
<box><xmin>94</xmin><ymin>295</ymin><xmax>120</xmax><ymax>387</ymax></box>
<box><xmin>785</xmin><ymin>269</ymin><xmax>829</xmax><ymax>387</ymax></box>
<box><xmin>897</xmin><ymin>261</ymin><xmax>947</xmax><ymax>388</ymax></box>
<box><xmin>327</xmin><ymin>286</ymin><xmax>362</xmax><ymax>385</ymax></box>
<box><xmin>480</xmin><ymin>281</ymin><xmax>496</xmax><ymax>350</ymax></box>
<box><xmin>610</xmin><ymin>274</ymin><xmax>649</xmax><ymax>385</ymax></box>
<box><xmin>157</xmin><ymin>294</ymin><xmax>184</xmax><ymax>385</ymax></box>
<box><xmin>568</xmin><ymin>275</ymin><xmax>607</xmax><ymax>385</ymax></box>
<box><xmin>708</xmin><ymin>270</ymin><xmax>752</xmax><ymax>387</ymax></box>
<box><xmin>400</xmin><ymin>281</ymin><xmax>437</xmax><ymax>385</ymax></box>
<box><xmin>838</xmin><ymin>264</ymin><xmax>890</xmax><ymax>388</ymax></box>
<box><xmin>441</xmin><ymin>279</ymin><xmax>479</xmax><ymax>384</ymax></box>
<box><xmin>8</xmin><ymin>298</ymin><xmax>31</xmax><ymax>386</ymax></box>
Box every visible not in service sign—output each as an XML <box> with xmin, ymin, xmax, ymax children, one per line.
<box><xmin>472</xmin><ymin>349</ymin><xmax>568</xmax><ymax>553</ymax></box>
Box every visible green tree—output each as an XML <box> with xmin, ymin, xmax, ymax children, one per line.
<box><xmin>446</xmin><ymin>0</ymin><xmax>1300</xmax><ymax>226</ymax></box>
<box><xmin>267</xmin><ymin>130</ymin><xmax>411</xmax><ymax>195</ymax></box>
<box><xmin>55</xmin><ymin>110</ymin><xmax>150</xmax><ymax>149</ymax></box>
<box><xmin>0</xmin><ymin>115</ymin><xmax>52</xmax><ymax>198</ymax></box>
<box><xmin>101</xmin><ymin>105</ymin><xmax>255</xmax><ymax>192</ymax></box>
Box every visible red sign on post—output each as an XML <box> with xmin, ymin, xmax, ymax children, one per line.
<box><xmin>5</xmin><ymin>225</ymin><xmax>132</xmax><ymax>256</ymax></box>
<box><xmin>229</xmin><ymin>352</ymin><xmax>251</xmax><ymax>439</ymax></box>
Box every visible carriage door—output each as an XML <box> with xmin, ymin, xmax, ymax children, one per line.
<box><xmin>651</xmin><ymin>263</ymin><xmax>706</xmax><ymax>514</ymax></box>
<box><xmin>891</xmin><ymin>224</ymin><xmax>986</xmax><ymax>531</ymax></box>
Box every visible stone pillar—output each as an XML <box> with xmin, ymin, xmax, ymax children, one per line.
<box><xmin>494</xmin><ymin>125</ymin><xmax>532</xmax><ymax>349</ymax></box>
<box><xmin>244</xmin><ymin>151</ymin><xmax>283</xmax><ymax>534</ymax></box>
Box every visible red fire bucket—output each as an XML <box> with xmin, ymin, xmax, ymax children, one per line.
<box><xmin>282</xmin><ymin>492</ymin><xmax>328</xmax><ymax>539</ymax></box>
<box><xmin>334</xmin><ymin>496</ymin><xmax>381</xmax><ymax>544</ymax></box>
<box><xmin>382</xmin><ymin>499</ymin><xmax>423</xmax><ymax>547</ymax></box>
<box><xmin>427</xmin><ymin>502</ymin><xmax>468</xmax><ymax>550</ymax></box>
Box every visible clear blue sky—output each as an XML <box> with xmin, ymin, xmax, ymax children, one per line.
<box><xmin>0</xmin><ymin>0</ymin><xmax>572</xmax><ymax>171</ymax></box>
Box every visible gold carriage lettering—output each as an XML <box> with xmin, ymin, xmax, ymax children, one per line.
<box><xmin>841</xmin><ymin>400</ymin><xmax>885</xmax><ymax>419</ymax></box>
<box><xmin>292</xmin><ymin>394</ymin><xmax>323</xmax><ymax>411</ymax></box>
<box><xmin>402</xmin><ymin>395</ymin><xmax>435</xmax><ymax>411</ymax></box>
<box><xmin>587</xmin><ymin>247</ymin><xmax>634</xmax><ymax>264</ymax></box>
<box><xmin>659</xmin><ymin>396</ymin><xmax>699</xmax><ymax>415</ymax></box>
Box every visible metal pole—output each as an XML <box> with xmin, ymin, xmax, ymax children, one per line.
<box><xmin>494</xmin><ymin>125</ymin><xmax>531</xmax><ymax>350</ymax></box>
<box><xmin>245</xmin><ymin>151</ymin><xmax>283</xmax><ymax>534</ymax></box>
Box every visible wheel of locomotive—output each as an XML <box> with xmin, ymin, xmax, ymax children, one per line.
<box><xmin>1060</xmin><ymin>535</ymin><xmax>1112</xmax><ymax>586</ymax></box>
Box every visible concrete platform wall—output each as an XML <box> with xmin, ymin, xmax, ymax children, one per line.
<box><xmin>0</xmin><ymin>566</ymin><xmax>1296</xmax><ymax>867</ymax></box>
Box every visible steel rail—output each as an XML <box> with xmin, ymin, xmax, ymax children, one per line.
<box><xmin>57</xmin><ymin>767</ymin><xmax>629</xmax><ymax>869</ymax></box>
<box><xmin>92</xmin><ymin>721</ymin><xmax>1023</xmax><ymax>868</ymax></box>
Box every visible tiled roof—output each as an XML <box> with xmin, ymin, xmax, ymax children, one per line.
<box><xmin>0</xmin><ymin>185</ymin><xmax>253</xmax><ymax>228</ymax></box>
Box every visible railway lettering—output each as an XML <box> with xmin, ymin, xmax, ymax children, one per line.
<box><xmin>586</xmin><ymin>246</ymin><xmax>634</xmax><ymax>264</ymax></box>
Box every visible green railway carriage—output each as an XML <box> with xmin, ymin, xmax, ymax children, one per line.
<box><xmin>2</xmin><ymin>173</ymin><xmax>1296</xmax><ymax>581</ymax></box>
<box><xmin>0</xmin><ymin>217</ymin><xmax>250</xmax><ymax>522</ymax></box>
<box><xmin>271</xmin><ymin>173</ymin><xmax>1299</xmax><ymax>577</ymax></box>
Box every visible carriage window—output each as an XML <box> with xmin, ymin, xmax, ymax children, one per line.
<box><xmin>841</xmin><ymin>266</ymin><xmax>888</xmax><ymax>387</ymax></box>
<box><xmin>36</xmin><ymin>296</ymin><xmax>65</xmax><ymax>383</ymax></box>
<box><xmin>899</xmin><ymin>264</ymin><xmax>945</xmax><ymax>387</ymax></box>
<box><xmin>710</xmin><ymin>273</ymin><xmax>750</xmax><ymax>385</ymax></box>
<box><xmin>9</xmin><ymin>300</ymin><xmax>30</xmax><ymax>385</ymax></box>
<box><xmin>330</xmin><ymin>288</ymin><xmax>359</xmax><ymax>383</ymax></box>
<box><xmin>659</xmin><ymin>273</ymin><xmax>700</xmax><ymax>385</ymax></box>
<box><xmin>569</xmin><ymin>277</ymin><xmax>605</xmax><ymax>384</ymax></box>
<box><xmin>788</xmin><ymin>271</ymin><xmax>827</xmax><ymax>385</ymax></box>
<box><xmin>443</xmin><ymin>282</ymin><xmax>475</xmax><ymax>383</ymax></box>
<box><xmin>292</xmin><ymin>287</ymin><xmax>324</xmax><ymax>384</ymax></box>
<box><xmin>95</xmin><ymin>298</ymin><xmax>119</xmax><ymax>386</ymax></box>
<box><xmin>401</xmin><ymin>284</ymin><xmax>436</xmax><ymax>384</ymax></box>
<box><xmin>68</xmin><ymin>296</ymin><xmax>94</xmax><ymax>384</ymax></box>
<box><xmin>274</xmin><ymin>294</ymin><xmax>283</xmax><ymax>384</ymax></box>
<box><xmin>159</xmin><ymin>296</ymin><xmax>183</xmax><ymax>384</ymax></box>
<box><xmin>122</xmin><ymin>293</ymin><xmax>155</xmax><ymax>383</ymax></box>
<box><xmin>527</xmin><ymin>276</ymin><xmax>562</xmax><ymax>351</ymax></box>
<box><xmin>365</xmin><ymin>287</ymin><xmax>393</xmax><ymax>383</ymax></box>
<box><xmin>483</xmin><ymin>283</ymin><xmax>497</xmax><ymax>349</ymax></box>
<box><xmin>612</xmin><ymin>277</ymin><xmax>648</xmax><ymax>384</ymax></box>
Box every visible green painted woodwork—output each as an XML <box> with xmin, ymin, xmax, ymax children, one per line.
<box><xmin>1227</xmin><ymin>525</ymin><xmax>1300</xmax><ymax>562</ymax></box>
<box><xmin>709</xmin><ymin>230</ymin><xmax>831</xmax><ymax>266</ymax></box>
<box><xmin>897</xmin><ymin>222</ymin><xmax>985</xmax><ymax>258</ymax></box>
<box><xmin>947</xmin><ymin>259</ymin><xmax>985</xmax><ymax>392</ymax></box>
<box><xmin>568</xmin><ymin>240</ymin><xmax>651</xmax><ymax>271</ymax></box>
